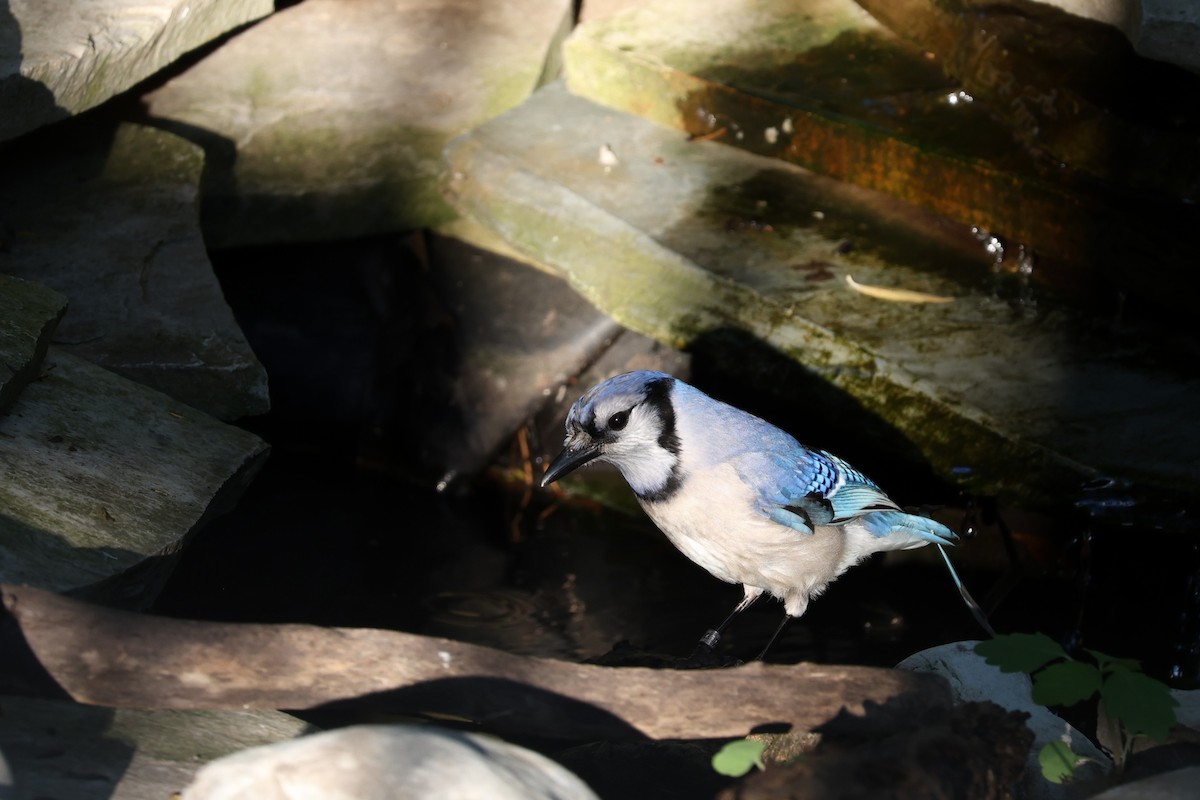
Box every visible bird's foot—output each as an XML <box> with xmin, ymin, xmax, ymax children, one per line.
<box><xmin>697</xmin><ymin>628</ymin><xmax>721</xmax><ymax>651</ymax></box>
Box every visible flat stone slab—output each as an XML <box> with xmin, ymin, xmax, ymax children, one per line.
<box><xmin>0</xmin><ymin>349</ymin><xmax>268</xmax><ymax>607</ymax></box>
<box><xmin>0</xmin><ymin>122</ymin><xmax>269</xmax><ymax>420</ymax></box>
<box><xmin>562</xmin><ymin>0</ymin><xmax>1200</xmax><ymax>310</ymax></box>
<box><xmin>0</xmin><ymin>0</ymin><xmax>273</xmax><ymax>142</ymax></box>
<box><xmin>0</xmin><ymin>696</ymin><xmax>309</xmax><ymax>800</ymax></box>
<box><xmin>443</xmin><ymin>82</ymin><xmax>1199</xmax><ymax>504</ymax></box>
<box><xmin>144</xmin><ymin>0</ymin><xmax>573</xmax><ymax>248</ymax></box>
<box><xmin>0</xmin><ymin>275</ymin><xmax>66</xmax><ymax>415</ymax></box>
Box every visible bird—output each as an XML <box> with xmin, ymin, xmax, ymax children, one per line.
<box><xmin>540</xmin><ymin>370</ymin><xmax>992</xmax><ymax>660</ymax></box>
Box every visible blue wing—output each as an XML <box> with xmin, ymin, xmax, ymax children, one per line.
<box><xmin>733</xmin><ymin>447</ymin><xmax>957</xmax><ymax>546</ymax></box>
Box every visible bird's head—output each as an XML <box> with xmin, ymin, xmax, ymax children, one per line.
<box><xmin>541</xmin><ymin>371</ymin><xmax>682</xmax><ymax>500</ymax></box>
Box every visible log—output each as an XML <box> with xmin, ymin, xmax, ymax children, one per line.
<box><xmin>2</xmin><ymin>584</ymin><xmax>951</xmax><ymax>741</ymax></box>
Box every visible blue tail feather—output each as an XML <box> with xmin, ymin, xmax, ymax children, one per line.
<box><xmin>861</xmin><ymin>510</ymin><xmax>959</xmax><ymax>546</ymax></box>
<box><xmin>937</xmin><ymin>544</ymin><xmax>996</xmax><ymax>637</ymax></box>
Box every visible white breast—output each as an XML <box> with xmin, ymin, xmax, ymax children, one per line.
<box><xmin>639</xmin><ymin>462</ymin><xmax>895</xmax><ymax>618</ymax></box>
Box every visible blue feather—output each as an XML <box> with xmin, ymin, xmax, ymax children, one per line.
<box><xmin>858</xmin><ymin>509</ymin><xmax>960</xmax><ymax>546</ymax></box>
<box><xmin>543</xmin><ymin>370</ymin><xmax>994</xmax><ymax>657</ymax></box>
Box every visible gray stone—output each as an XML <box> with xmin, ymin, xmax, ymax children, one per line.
<box><xmin>443</xmin><ymin>82</ymin><xmax>1200</xmax><ymax>505</ymax></box>
<box><xmin>182</xmin><ymin>724</ymin><xmax>599</xmax><ymax>800</ymax></box>
<box><xmin>1038</xmin><ymin>1</ymin><xmax>1200</xmax><ymax>74</ymax></box>
<box><xmin>1134</xmin><ymin>0</ymin><xmax>1200</xmax><ymax>74</ymax></box>
<box><xmin>0</xmin><ymin>349</ymin><xmax>268</xmax><ymax>607</ymax></box>
<box><xmin>1171</xmin><ymin>686</ymin><xmax>1200</xmax><ymax>734</ymax></box>
<box><xmin>0</xmin><ymin>0</ymin><xmax>273</xmax><ymax>142</ymax></box>
<box><xmin>897</xmin><ymin>641</ymin><xmax>1110</xmax><ymax>800</ymax></box>
<box><xmin>0</xmin><ymin>274</ymin><xmax>66</xmax><ymax>415</ymax></box>
<box><xmin>0</xmin><ymin>122</ymin><xmax>268</xmax><ymax>420</ymax></box>
<box><xmin>144</xmin><ymin>0</ymin><xmax>574</xmax><ymax>248</ymax></box>
<box><xmin>0</xmin><ymin>696</ymin><xmax>310</xmax><ymax>800</ymax></box>
<box><xmin>1087</xmin><ymin>766</ymin><xmax>1200</xmax><ymax>800</ymax></box>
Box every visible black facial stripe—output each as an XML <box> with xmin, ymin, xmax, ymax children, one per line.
<box><xmin>635</xmin><ymin>377</ymin><xmax>682</xmax><ymax>504</ymax></box>
<box><xmin>642</xmin><ymin>377</ymin><xmax>681</xmax><ymax>456</ymax></box>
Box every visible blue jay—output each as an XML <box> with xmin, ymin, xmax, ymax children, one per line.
<box><xmin>541</xmin><ymin>370</ymin><xmax>992</xmax><ymax>659</ymax></box>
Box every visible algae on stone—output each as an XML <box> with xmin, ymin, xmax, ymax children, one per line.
<box><xmin>443</xmin><ymin>83</ymin><xmax>1199</xmax><ymax>504</ymax></box>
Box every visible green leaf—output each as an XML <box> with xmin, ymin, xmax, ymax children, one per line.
<box><xmin>975</xmin><ymin>632</ymin><xmax>1069</xmax><ymax>674</ymax></box>
<box><xmin>1085</xmin><ymin>649</ymin><xmax>1142</xmax><ymax>674</ymax></box>
<box><xmin>1038</xmin><ymin>740</ymin><xmax>1080</xmax><ymax>784</ymax></box>
<box><xmin>712</xmin><ymin>739</ymin><xmax>766</xmax><ymax>777</ymax></box>
<box><xmin>1032</xmin><ymin>660</ymin><xmax>1103</xmax><ymax>707</ymax></box>
<box><xmin>1101</xmin><ymin>669</ymin><xmax>1179</xmax><ymax>741</ymax></box>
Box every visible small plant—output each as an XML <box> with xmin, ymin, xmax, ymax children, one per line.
<box><xmin>975</xmin><ymin>632</ymin><xmax>1178</xmax><ymax>782</ymax></box>
<box><xmin>711</xmin><ymin>738</ymin><xmax>766</xmax><ymax>777</ymax></box>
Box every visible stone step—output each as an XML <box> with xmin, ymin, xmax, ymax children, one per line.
<box><xmin>561</xmin><ymin>0</ymin><xmax>1200</xmax><ymax>311</ymax></box>
<box><xmin>1</xmin><ymin>0</ymin><xmax>273</xmax><ymax>142</ymax></box>
<box><xmin>0</xmin><ymin>122</ymin><xmax>268</xmax><ymax>421</ymax></box>
<box><xmin>0</xmin><ymin>275</ymin><xmax>67</xmax><ymax>415</ymax></box>
<box><xmin>143</xmin><ymin>0</ymin><xmax>574</xmax><ymax>248</ymax></box>
<box><xmin>0</xmin><ymin>349</ymin><xmax>268</xmax><ymax>608</ymax></box>
<box><xmin>442</xmin><ymin>82</ymin><xmax>1199</xmax><ymax>505</ymax></box>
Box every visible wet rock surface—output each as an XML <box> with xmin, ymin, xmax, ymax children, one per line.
<box><xmin>562</xmin><ymin>0</ymin><xmax>1200</xmax><ymax>311</ymax></box>
<box><xmin>858</xmin><ymin>0</ymin><xmax>1200</xmax><ymax>199</ymax></box>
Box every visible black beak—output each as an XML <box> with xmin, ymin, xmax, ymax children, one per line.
<box><xmin>541</xmin><ymin>443</ymin><xmax>601</xmax><ymax>487</ymax></box>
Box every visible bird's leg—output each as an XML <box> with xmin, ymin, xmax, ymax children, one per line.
<box><xmin>754</xmin><ymin>614</ymin><xmax>792</xmax><ymax>662</ymax></box>
<box><xmin>695</xmin><ymin>590</ymin><xmax>761</xmax><ymax>653</ymax></box>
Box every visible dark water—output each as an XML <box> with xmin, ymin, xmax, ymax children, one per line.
<box><xmin>151</xmin><ymin>239</ymin><xmax>1199</xmax><ymax>688</ymax></box>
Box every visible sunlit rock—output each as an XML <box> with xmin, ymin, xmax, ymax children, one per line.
<box><xmin>144</xmin><ymin>0</ymin><xmax>574</xmax><ymax>248</ymax></box>
<box><xmin>0</xmin><ymin>0</ymin><xmax>273</xmax><ymax>142</ymax></box>
<box><xmin>182</xmin><ymin>725</ymin><xmax>600</xmax><ymax>800</ymax></box>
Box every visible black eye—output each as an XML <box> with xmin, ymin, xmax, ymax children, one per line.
<box><xmin>608</xmin><ymin>410</ymin><xmax>630</xmax><ymax>431</ymax></box>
